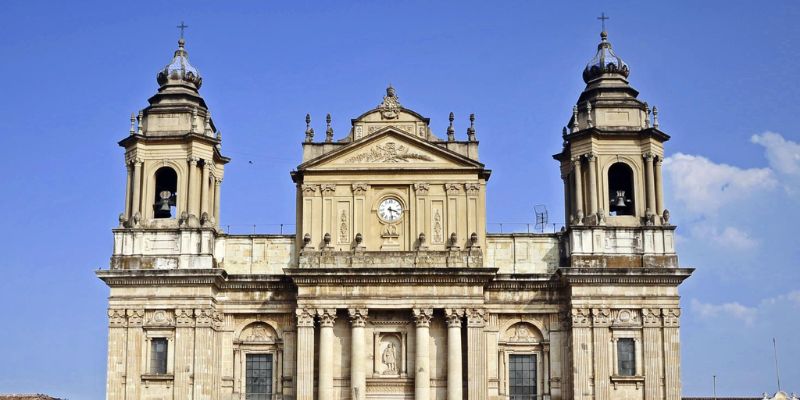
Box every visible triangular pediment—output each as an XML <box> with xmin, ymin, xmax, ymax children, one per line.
<box><xmin>298</xmin><ymin>126</ymin><xmax>484</xmax><ymax>171</ymax></box>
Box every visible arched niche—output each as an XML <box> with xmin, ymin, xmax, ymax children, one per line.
<box><xmin>607</xmin><ymin>162</ymin><xmax>636</xmax><ymax>216</ymax></box>
<box><xmin>153</xmin><ymin>166</ymin><xmax>178</xmax><ymax>219</ymax></box>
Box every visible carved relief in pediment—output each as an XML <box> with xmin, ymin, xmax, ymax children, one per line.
<box><xmin>346</xmin><ymin>142</ymin><xmax>434</xmax><ymax>163</ymax></box>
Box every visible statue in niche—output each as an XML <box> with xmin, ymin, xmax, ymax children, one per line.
<box><xmin>382</xmin><ymin>342</ymin><xmax>398</xmax><ymax>374</ymax></box>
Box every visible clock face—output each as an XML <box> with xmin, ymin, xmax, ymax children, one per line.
<box><xmin>378</xmin><ymin>198</ymin><xmax>403</xmax><ymax>222</ymax></box>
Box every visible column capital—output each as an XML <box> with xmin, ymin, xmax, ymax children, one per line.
<box><xmin>108</xmin><ymin>308</ymin><xmax>127</xmax><ymax>327</ymax></box>
<box><xmin>642</xmin><ymin>307</ymin><xmax>663</xmax><ymax>327</ymax></box>
<box><xmin>585</xmin><ymin>152</ymin><xmax>596</xmax><ymax>162</ymax></box>
<box><xmin>571</xmin><ymin>156</ymin><xmax>582</xmax><ymax>165</ymax></box>
<box><xmin>655</xmin><ymin>156</ymin><xmax>664</xmax><ymax>165</ymax></box>
<box><xmin>445</xmin><ymin>308</ymin><xmax>464</xmax><ymax>328</ymax></box>
<box><xmin>413</xmin><ymin>182</ymin><xmax>430</xmax><ymax>195</ymax></box>
<box><xmin>412</xmin><ymin>308</ymin><xmax>433</xmax><ymax>327</ymax></box>
<box><xmin>126</xmin><ymin>309</ymin><xmax>144</xmax><ymax>327</ymax></box>
<box><xmin>466</xmin><ymin>307</ymin><xmax>487</xmax><ymax>327</ymax></box>
<box><xmin>301</xmin><ymin>184</ymin><xmax>319</xmax><ymax>197</ymax></box>
<box><xmin>317</xmin><ymin>308</ymin><xmax>337</xmax><ymax>327</ymax></box>
<box><xmin>352</xmin><ymin>183</ymin><xmax>369</xmax><ymax>195</ymax></box>
<box><xmin>662</xmin><ymin>308</ymin><xmax>681</xmax><ymax>327</ymax></box>
<box><xmin>195</xmin><ymin>308</ymin><xmax>215</xmax><ymax>327</ymax></box>
<box><xmin>296</xmin><ymin>308</ymin><xmax>315</xmax><ymax>327</ymax></box>
<box><xmin>320</xmin><ymin>184</ymin><xmax>337</xmax><ymax>196</ymax></box>
<box><xmin>348</xmin><ymin>308</ymin><xmax>368</xmax><ymax>327</ymax></box>
<box><xmin>591</xmin><ymin>308</ymin><xmax>612</xmax><ymax>327</ymax></box>
<box><xmin>187</xmin><ymin>155</ymin><xmax>200</xmax><ymax>164</ymax></box>
<box><xmin>175</xmin><ymin>308</ymin><xmax>195</xmax><ymax>327</ymax></box>
<box><xmin>643</xmin><ymin>151</ymin><xmax>655</xmax><ymax>161</ymax></box>
<box><xmin>569</xmin><ymin>307</ymin><xmax>591</xmax><ymax>328</ymax></box>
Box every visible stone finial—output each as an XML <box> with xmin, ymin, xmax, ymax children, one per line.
<box><xmin>325</xmin><ymin>113</ymin><xmax>333</xmax><ymax>143</ymax></box>
<box><xmin>204</xmin><ymin>111</ymin><xmax>212</xmax><ymax>136</ymax></box>
<box><xmin>129</xmin><ymin>113</ymin><xmax>136</xmax><ymax>135</ymax></box>
<box><xmin>303</xmin><ymin>233</ymin><xmax>311</xmax><ymax>248</ymax></box>
<box><xmin>644</xmin><ymin>102</ymin><xmax>651</xmax><ymax>128</ymax></box>
<box><xmin>447</xmin><ymin>112</ymin><xmax>455</xmax><ymax>141</ymax></box>
<box><xmin>562</xmin><ymin>126</ymin><xmax>568</xmax><ymax>147</ymax></box>
<box><xmin>447</xmin><ymin>232</ymin><xmax>460</xmax><ymax>250</ymax></box>
<box><xmin>586</xmin><ymin>101</ymin><xmax>594</xmax><ymax>128</ymax></box>
<box><xmin>137</xmin><ymin>111</ymin><xmax>144</xmax><ymax>135</ymax></box>
<box><xmin>304</xmin><ymin>113</ymin><xmax>314</xmax><ymax>143</ymax></box>
<box><xmin>468</xmin><ymin>232</ymin><xmax>479</xmax><ymax>248</ymax></box>
<box><xmin>467</xmin><ymin>113</ymin><xmax>476</xmax><ymax>142</ymax></box>
<box><xmin>652</xmin><ymin>106</ymin><xmax>659</xmax><ymax>129</ymax></box>
<box><xmin>571</xmin><ymin>105</ymin><xmax>579</xmax><ymax>132</ymax></box>
<box><xmin>323</xmin><ymin>232</ymin><xmax>332</xmax><ymax>247</ymax></box>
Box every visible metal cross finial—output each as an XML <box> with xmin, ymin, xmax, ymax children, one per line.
<box><xmin>177</xmin><ymin>21</ymin><xmax>189</xmax><ymax>39</ymax></box>
<box><xmin>597</xmin><ymin>12</ymin><xmax>609</xmax><ymax>32</ymax></box>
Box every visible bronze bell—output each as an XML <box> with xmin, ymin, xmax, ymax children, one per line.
<box><xmin>613</xmin><ymin>190</ymin><xmax>628</xmax><ymax>208</ymax></box>
<box><xmin>155</xmin><ymin>190</ymin><xmax>173</xmax><ymax>218</ymax></box>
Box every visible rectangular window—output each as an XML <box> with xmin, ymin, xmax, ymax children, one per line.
<box><xmin>617</xmin><ymin>338</ymin><xmax>636</xmax><ymax>376</ymax></box>
<box><xmin>150</xmin><ymin>338</ymin><xmax>168</xmax><ymax>375</ymax></box>
<box><xmin>246</xmin><ymin>354</ymin><xmax>273</xmax><ymax>400</ymax></box>
<box><xmin>509</xmin><ymin>354</ymin><xmax>537</xmax><ymax>400</ymax></box>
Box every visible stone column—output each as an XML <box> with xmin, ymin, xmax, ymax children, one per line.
<box><xmin>562</xmin><ymin>175</ymin><xmax>571</xmax><ymax>225</ymax></box>
<box><xmin>572</xmin><ymin>157</ymin><xmax>583</xmax><ymax>224</ymax></box>
<box><xmin>318</xmin><ymin>309</ymin><xmax>337</xmax><ymax>400</ymax></box>
<box><xmin>586</xmin><ymin>153</ymin><xmax>598</xmax><ymax>218</ymax></box>
<box><xmin>106</xmin><ymin>309</ymin><xmax>127</xmax><ymax>400</ymax></box>
<box><xmin>187</xmin><ymin>156</ymin><xmax>199</xmax><ymax>217</ymax></box>
<box><xmin>662</xmin><ymin>308</ymin><xmax>682</xmax><ymax>400</ymax></box>
<box><xmin>445</xmin><ymin>309</ymin><xmax>464</xmax><ymax>400</ymax></box>
<box><xmin>570</xmin><ymin>308</ymin><xmax>592</xmax><ymax>400</ymax></box>
<box><xmin>295</xmin><ymin>308</ymin><xmax>316</xmax><ymax>400</ymax></box>
<box><xmin>548</xmin><ymin>313</ymin><xmax>564</xmax><ymax>400</ymax></box>
<box><xmin>350</xmin><ymin>308</ymin><xmax>368</xmax><ymax>400</ymax></box>
<box><xmin>174</xmin><ymin>309</ymin><xmax>196</xmax><ymax>399</ymax></box>
<box><xmin>591</xmin><ymin>309</ymin><xmax>612</xmax><ymax>400</ymax></box>
<box><xmin>193</xmin><ymin>309</ymin><xmax>217</xmax><ymax>399</ymax></box>
<box><xmin>201</xmin><ymin>161</ymin><xmax>210</xmax><ymax>217</ymax></box>
<box><xmin>124</xmin><ymin>162</ymin><xmax>132</xmax><ymax>217</ymax></box>
<box><xmin>654</xmin><ymin>157</ymin><xmax>664</xmax><ymax>217</ymax></box>
<box><xmin>131</xmin><ymin>158</ymin><xmax>143</xmax><ymax>218</ymax></box>
<box><xmin>214</xmin><ymin>178</ymin><xmax>222</xmax><ymax>225</ymax></box>
<box><xmin>467</xmin><ymin>308</ymin><xmax>487</xmax><ymax>400</ymax></box>
<box><xmin>413</xmin><ymin>308</ymin><xmax>433</xmax><ymax>400</ymax></box>
<box><xmin>644</xmin><ymin>152</ymin><xmax>656</xmax><ymax>215</ymax></box>
<box><xmin>642</xmin><ymin>308</ymin><xmax>663</xmax><ymax>400</ymax></box>
<box><xmin>124</xmin><ymin>309</ymin><xmax>144</xmax><ymax>400</ymax></box>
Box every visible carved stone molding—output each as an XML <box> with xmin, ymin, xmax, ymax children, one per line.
<box><xmin>585</xmin><ymin>152</ymin><xmax>596</xmax><ymax>162</ymax></box>
<box><xmin>108</xmin><ymin>309</ymin><xmax>127</xmax><ymax>327</ymax></box>
<box><xmin>570</xmin><ymin>308</ymin><xmax>591</xmax><ymax>328</ymax></box>
<box><xmin>642</xmin><ymin>308</ymin><xmax>662</xmax><ymax>327</ymax></box>
<box><xmin>465</xmin><ymin>183</ymin><xmax>480</xmax><ymax>196</ymax></box>
<box><xmin>187</xmin><ymin>156</ymin><xmax>199</xmax><ymax>165</ymax></box>
<box><xmin>349</xmin><ymin>308</ymin><xmax>369</xmax><ymax>327</ymax></box>
<box><xmin>296</xmin><ymin>308</ymin><xmax>315</xmax><ymax>327</ymax></box>
<box><xmin>176</xmin><ymin>308</ymin><xmax>194</xmax><ymax>327</ymax></box>
<box><xmin>126</xmin><ymin>309</ymin><xmax>144</xmax><ymax>327</ymax></box>
<box><xmin>347</xmin><ymin>142</ymin><xmax>433</xmax><ymax>163</ymax></box>
<box><xmin>412</xmin><ymin>308</ymin><xmax>433</xmax><ymax>327</ymax></box>
<box><xmin>301</xmin><ymin>184</ymin><xmax>319</xmax><ymax>197</ymax></box>
<box><xmin>413</xmin><ymin>183</ymin><xmax>430</xmax><ymax>195</ymax></box>
<box><xmin>445</xmin><ymin>183</ymin><xmax>462</xmax><ymax>195</ymax></box>
<box><xmin>317</xmin><ymin>308</ymin><xmax>337</xmax><ymax>327</ymax></box>
<box><xmin>662</xmin><ymin>308</ymin><xmax>680</xmax><ymax>327</ymax></box>
<box><xmin>466</xmin><ymin>308</ymin><xmax>487</xmax><ymax>327</ymax></box>
<box><xmin>591</xmin><ymin>308</ymin><xmax>612</xmax><ymax>327</ymax></box>
<box><xmin>352</xmin><ymin>183</ymin><xmax>369</xmax><ymax>195</ymax></box>
<box><xmin>146</xmin><ymin>310</ymin><xmax>175</xmax><ymax>327</ymax></box>
<box><xmin>613</xmin><ymin>309</ymin><xmax>640</xmax><ymax>327</ymax></box>
<box><xmin>643</xmin><ymin>152</ymin><xmax>655</xmax><ymax>161</ymax></box>
<box><xmin>320</xmin><ymin>184</ymin><xmax>337</xmax><ymax>196</ymax></box>
<box><xmin>445</xmin><ymin>309</ymin><xmax>464</xmax><ymax>328</ymax></box>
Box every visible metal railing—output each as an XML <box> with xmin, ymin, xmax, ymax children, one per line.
<box><xmin>487</xmin><ymin>222</ymin><xmax>565</xmax><ymax>234</ymax></box>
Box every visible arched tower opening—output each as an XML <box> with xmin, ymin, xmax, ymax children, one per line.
<box><xmin>153</xmin><ymin>167</ymin><xmax>178</xmax><ymax>218</ymax></box>
<box><xmin>608</xmin><ymin>162</ymin><xmax>634</xmax><ymax>216</ymax></box>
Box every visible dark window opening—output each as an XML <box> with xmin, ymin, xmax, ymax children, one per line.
<box><xmin>608</xmin><ymin>163</ymin><xmax>635</xmax><ymax>216</ymax></box>
<box><xmin>150</xmin><ymin>338</ymin><xmax>168</xmax><ymax>374</ymax></box>
<box><xmin>617</xmin><ymin>338</ymin><xmax>636</xmax><ymax>376</ymax></box>
<box><xmin>509</xmin><ymin>354</ymin><xmax>537</xmax><ymax>400</ymax></box>
<box><xmin>246</xmin><ymin>353</ymin><xmax>273</xmax><ymax>400</ymax></box>
<box><xmin>153</xmin><ymin>167</ymin><xmax>178</xmax><ymax>218</ymax></box>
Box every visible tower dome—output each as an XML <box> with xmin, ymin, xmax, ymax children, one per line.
<box><xmin>156</xmin><ymin>38</ymin><xmax>202</xmax><ymax>89</ymax></box>
<box><xmin>582</xmin><ymin>31</ymin><xmax>629</xmax><ymax>83</ymax></box>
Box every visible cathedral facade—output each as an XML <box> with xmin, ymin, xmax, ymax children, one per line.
<box><xmin>99</xmin><ymin>31</ymin><xmax>692</xmax><ymax>400</ymax></box>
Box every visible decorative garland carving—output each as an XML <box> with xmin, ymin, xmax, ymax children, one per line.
<box><xmin>126</xmin><ymin>309</ymin><xmax>144</xmax><ymax>327</ymax></box>
<box><xmin>176</xmin><ymin>309</ymin><xmax>194</xmax><ymax>327</ymax></box>
<box><xmin>339</xmin><ymin>211</ymin><xmax>349</xmax><ymax>243</ymax></box>
<box><xmin>465</xmin><ymin>183</ymin><xmax>480</xmax><ymax>196</ymax></box>
<box><xmin>320</xmin><ymin>184</ymin><xmax>337</xmax><ymax>196</ymax></box>
<box><xmin>301</xmin><ymin>184</ymin><xmax>318</xmax><ymax>196</ymax></box>
<box><xmin>413</xmin><ymin>183</ymin><xmax>430</xmax><ymax>195</ymax></box>
<box><xmin>346</xmin><ymin>142</ymin><xmax>433</xmax><ymax>163</ymax></box>
<box><xmin>591</xmin><ymin>308</ymin><xmax>612</xmax><ymax>327</ymax></box>
<box><xmin>642</xmin><ymin>308</ymin><xmax>662</xmax><ymax>327</ymax></box>
<box><xmin>433</xmin><ymin>210</ymin><xmax>443</xmax><ymax>243</ymax></box>
<box><xmin>570</xmin><ymin>308</ymin><xmax>591</xmax><ymax>328</ymax></box>
<box><xmin>445</xmin><ymin>183</ymin><xmax>462</xmax><ymax>195</ymax></box>
<box><xmin>108</xmin><ymin>309</ymin><xmax>127</xmax><ymax>327</ymax></box>
<box><xmin>662</xmin><ymin>308</ymin><xmax>680</xmax><ymax>327</ymax></box>
<box><xmin>351</xmin><ymin>183</ymin><xmax>369</xmax><ymax>195</ymax></box>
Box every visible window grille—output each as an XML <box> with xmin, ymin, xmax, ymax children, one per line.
<box><xmin>246</xmin><ymin>353</ymin><xmax>273</xmax><ymax>400</ymax></box>
<box><xmin>509</xmin><ymin>354</ymin><xmax>537</xmax><ymax>400</ymax></box>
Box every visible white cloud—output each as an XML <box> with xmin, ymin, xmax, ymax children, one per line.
<box><xmin>751</xmin><ymin>132</ymin><xmax>800</xmax><ymax>176</ymax></box>
<box><xmin>691</xmin><ymin>298</ymin><xmax>757</xmax><ymax>325</ymax></box>
<box><xmin>689</xmin><ymin>225</ymin><xmax>759</xmax><ymax>251</ymax></box>
<box><xmin>761</xmin><ymin>290</ymin><xmax>800</xmax><ymax>308</ymax></box>
<box><xmin>663</xmin><ymin>153</ymin><xmax>777</xmax><ymax>216</ymax></box>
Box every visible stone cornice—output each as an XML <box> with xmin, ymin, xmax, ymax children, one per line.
<box><xmin>486</xmin><ymin>274</ymin><xmax>562</xmax><ymax>291</ymax></box>
<box><xmin>285</xmin><ymin>267</ymin><xmax>498</xmax><ymax>286</ymax></box>
<box><xmin>556</xmin><ymin>267</ymin><xmax>694</xmax><ymax>285</ymax></box>
<box><xmin>96</xmin><ymin>269</ymin><xmax>296</xmax><ymax>291</ymax></box>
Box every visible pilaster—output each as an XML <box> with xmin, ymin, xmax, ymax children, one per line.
<box><xmin>413</xmin><ymin>308</ymin><xmax>433</xmax><ymax>400</ymax></box>
<box><xmin>350</xmin><ymin>308</ymin><xmax>369</xmax><ymax>400</ymax></box>
<box><xmin>592</xmin><ymin>308</ymin><xmax>612</xmax><ymax>400</ymax></box>
<box><xmin>295</xmin><ymin>308</ymin><xmax>315</xmax><ymax>400</ymax></box>
<box><xmin>570</xmin><ymin>308</ymin><xmax>592</xmax><ymax>400</ymax></box>
<box><xmin>662</xmin><ymin>308</ymin><xmax>681</xmax><ymax>400</ymax></box>
<box><xmin>174</xmin><ymin>308</ymin><xmax>195</xmax><ymax>399</ymax></box>
<box><xmin>466</xmin><ymin>308</ymin><xmax>487</xmax><ymax>400</ymax></box>
<box><xmin>106</xmin><ymin>309</ymin><xmax>127</xmax><ymax>400</ymax></box>
<box><xmin>124</xmin><ymin>309</ymin><xmax>144</xmax><ymax>400</ymax></box>
<box><xmin>572</xmin><ymin>157</ymin><xmax>584</xmax><ymax>224</ymax></box>
<box><xmin>193</xmin><ymin>308</ymin><xmax>217</xmax><ymax>399</ymax></box>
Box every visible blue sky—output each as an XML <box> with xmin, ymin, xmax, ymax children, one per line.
<box><xmin>0</xmin><ymin>1</ymin><xmax>798</xmax><ymax>398</ymax></box>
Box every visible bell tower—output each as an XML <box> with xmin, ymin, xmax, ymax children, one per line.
<box><xmin>554</xmin><ymin>29</ymin><xmax>677</xmax><ymax>268</ymax></box>
<box><xmin>555</xmin><ymin>30</ymin><xmax>668</xmax><ymax>228</ymax></box>
<box><xmin>118</xmin><ymin>37</ymin><xmax>229</xmax><ymax>230</ymax></box>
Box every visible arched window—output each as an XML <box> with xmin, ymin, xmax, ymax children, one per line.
<box><xmin>153</xmin><ymin>167</ymin><xmax>178</xmax><ymax>218</ymax></box>
<box><xmin>608</xmin><ymin>163</ymin><xmax>634</xmax><ymax>216</ymax></box>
